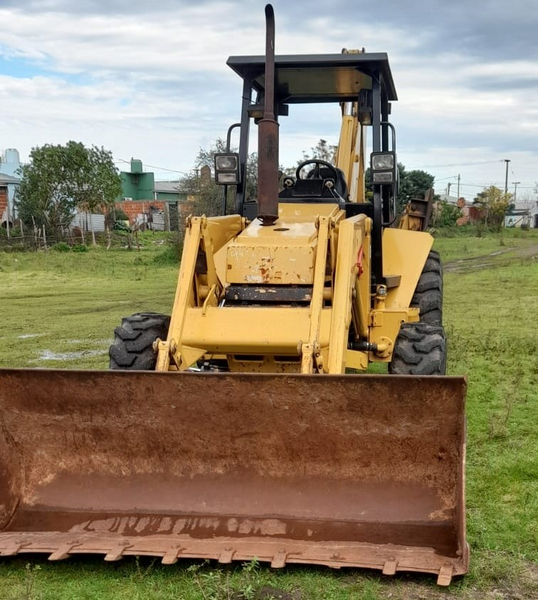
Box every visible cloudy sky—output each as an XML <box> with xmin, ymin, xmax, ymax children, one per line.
<box><xmin>1</xmin><ymin>0</ymin><xmax>537</xmax><ymax>202</ymax></box>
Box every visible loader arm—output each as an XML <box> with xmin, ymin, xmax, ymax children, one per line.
<box><xmin>156</xmin><ymin>204</ymin><xmax>376</xmax><ymax>375</ymax></box>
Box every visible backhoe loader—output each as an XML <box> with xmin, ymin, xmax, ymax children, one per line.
<box><xmin>0</xmin><ymin>5</ymin><xmax>467</xmax><ymax>585</ymax></box>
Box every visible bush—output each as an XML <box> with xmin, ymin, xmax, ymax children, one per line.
<box><xmin>113</xmin><ymin>208</ymin><xmax>129</xmax><ymax>221</ymax></box>
<box><xmin>72</xmin><ymin>244</ymin><xmax>89</xmax><ymax>253</ymax></box>
<box><xmin>113</xmin><ymin>221</ymin><xmax>131</xmax><ymax>232</ymax></box>
<box><xmin>435</xmin><ymin>201</ymin><xmax>462</xmax><ymax>228</ymax></box>
<box><xmin>152</xmin><ymin>233</ymin><xmax>183</xmax><ymax>265</ymax></box>
<box><xmin>0</xmin><ymin>225</ymin><xmax>22</xmax><ymax>237</ymax></box>
<box><xmin>52</xmin><ymin>241</ymin><xmax>71</xmax><ymax>252</ymax></box>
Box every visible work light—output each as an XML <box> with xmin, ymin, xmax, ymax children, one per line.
<box><xmin>370</xmin><ymin>151</ymin><xmax>396</xmax><ymax>184</ymax></box>
<box><xmin>214</xmin><ymin>153</ymin><xmax>240</xmax><ymax>185</ymax></box>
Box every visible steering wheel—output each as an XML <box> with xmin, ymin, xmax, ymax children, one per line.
<box><xmin>295</xmin><ymin>159</ymin><xmax>339</xmax><ymax>182</ymax></box>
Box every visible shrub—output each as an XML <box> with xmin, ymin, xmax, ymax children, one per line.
<box><xmin>435</xmin><ymin>201</ymin><xmax>462</xmax><ymax>228</ymax></box>
<box><xmin>152</xmin><ymin>233</ymin><xmax>183</xmax><ymax>265</ymax></box>
<box><xmin>52</xmin><ymin>241</ymin><xmax>71</xmax><ymax>252</ymax></box>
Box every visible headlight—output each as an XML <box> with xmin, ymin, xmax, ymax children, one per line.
<box><xmin>372</xmin><ymin>171</ymin><xmax>395</xmax><ymax>183</ymax></box>
<box><xmin>215</xmin><ymin>155</ymin><xmax>238</xmax><ymax>170</ymax></box>
<box><xmin>370</xmin><ymin>151</ymin><xmax>396</xmax><ymax>185</ymax></box>
<box><xmin>216</xmin><ymin>172</ymin><xmax>239</xmax><ymax>184</ymax></box>
<box><xmin>214</xmin><ymin>153</ymin><xmax>240</xmax><ymax>185</ymax></box>
<box><xmin>371</xmin><ymin>153</ymin><xmax>395</xmax><ymax>170</ymax></box>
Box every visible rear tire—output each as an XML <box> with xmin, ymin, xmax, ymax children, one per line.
<box><xmin>389</xmin><ymin>322</ymin><xmax>447</xmax><ymax>375</ymax></box>
<box><xmin>109</xmin><ymin>312</ymin><xmax>170</xmax><ymax>370</ymax></box>
<box><xmin>410</xmin><ymin>250</ymin><xmax>443</xmax><ymax>325</ymax></box>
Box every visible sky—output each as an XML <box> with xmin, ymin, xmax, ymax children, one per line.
<box><xmin>1</xmin><ymin>0</ymin><xmax>537</xmax><ymax>203</ymax></box>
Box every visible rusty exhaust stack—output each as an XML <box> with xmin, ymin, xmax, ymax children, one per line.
<box><xmin>257</xmin><ymin>4</ymin><xmax>279</xmax><ymax>225</ymax></box>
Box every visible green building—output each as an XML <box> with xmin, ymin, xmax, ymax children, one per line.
<box><xmin>119</xmin><ymin>159</ymin><xmax>155</xmax><ymax>201</ymax></box>
<box><xmin>118</xmin><ymin>159</ymin><xmax>188</xmax><ymax>203</ymax></box>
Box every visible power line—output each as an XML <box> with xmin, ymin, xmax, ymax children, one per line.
<box><xmin>115</xmin><ymin>158</ymin><xmax>191</xmax><ymax>176</ymax></box>
<box><xmin>433</xmin><ymin>175</ymin><xmax>459</xmax><ymax>181</ymax></box>
<box><xmin>421</xmin><ymin>159</ymin><xmax>503</xmax><ymax>169</ymax></box>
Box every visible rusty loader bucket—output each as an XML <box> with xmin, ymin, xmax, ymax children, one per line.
<box><xmin>0</xmin><ymin>369</ymin><xmax>468</xmax><ymax>584</ymax></box>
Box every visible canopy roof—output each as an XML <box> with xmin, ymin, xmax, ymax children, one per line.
<box><xmin>227</xmin><ymin>53</ymin><xmax>397</xmax><ymax>103</ymax></box>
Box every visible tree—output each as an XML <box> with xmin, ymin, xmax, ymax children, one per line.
<box><xmin>433</xmin><ymin>202</ymin><xmax>462</xmax><ymax>228</ymax></box>
<box><xmin>398</xmin><ymin>169</ymin><xmax>435</xmax><ymax>206</ymax></box>
<box><xmin>16</xmin><ymin>141</ymin><xmax>121</xmax><ymax>240</ymax></box>
<box><xmin>299</xmin><ymin>139</ymin><xmax>337</xmax><ymax>164</ymax></box>
<box><xmin>78</xmin><ymin>146</ymin><xmax>123</xmax><ymax>243</ymax></box>
<box><xmin>181</xmin><ymin>139</ymin><xmax>258</xmax><ymax>217</ymax></box>
<box><xmin>473</xmin><ymin>186</ymin><xmax>512</xmax><ymax>230</ymax></box>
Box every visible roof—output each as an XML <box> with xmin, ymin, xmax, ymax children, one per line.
<box><xmin>0</xmin><ymin>172</ymin><xmax>20</xmax><ymax>184</ymax></box>
<box><xmin>154</xmin><ymin>181</ymin><xmax>182</xmax><ymax>193</ymax></box>
<box><xmin>227</xmin><ymin>53</ymin><xmax>397</xmax><ymax>103</ymax></box>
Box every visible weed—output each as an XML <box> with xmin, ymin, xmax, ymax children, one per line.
<box><xmin>132</xmin><ymin>555</ymin><xmax>158</xmax><ymax>583</ymax></box>
<box><xmin>18</xmin><ymin>563</ymin><xmax>42</xmax><ymax>600</ymax></box>
<box><xmin>188</xmin><ymin>562</ymin><xmax>225</xmax><ymax>600</ymax></box>
<box><xmin>488</xmin><ymin>393</ymin><xmax>517</xmax><ymax>439</ymax></box>
<box><xmin>185</xmin><ymin>560</ymin><xmax>265</xmax><ymax>600</ymax></box>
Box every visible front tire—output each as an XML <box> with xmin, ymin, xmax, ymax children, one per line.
<box><xmin>389</xmin><ymin>322</ymin><xmax>447</xmax><ymax>375</ymax></box>
<box><xmin>410</xmin><ymin>250</ymin><xmax>443</xmax><ymax>325</ymax></box>
<box><xmin>109</xmin><ymin>312</ymin><xmax>170</xmax><ymax>370</ymax></box>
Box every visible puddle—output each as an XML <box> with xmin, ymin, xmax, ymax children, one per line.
<box><xmin>34</xmin><ymin>349</ymin><xmax>108</xmax><ymax>362</ymax></box>
<box><xmin>17</xmin><ymin>334</ymin><xmax>42</xmax><ymax>339</ymax></box>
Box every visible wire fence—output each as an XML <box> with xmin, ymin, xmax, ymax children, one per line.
<box><xmin>0</xmin><ymin>227</ymin><xmax>162</xmax><ymax>251</ymax></box>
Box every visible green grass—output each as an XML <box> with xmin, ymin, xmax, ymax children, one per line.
<box><xmin>0</xmin><ymin>228</ymin><xmax>537</xmax><ymax>599</ymax></box>
<box><xmin>0</xmin><ymin>233</ymin><xmax>177</xmax><ymax>369</ymax></box>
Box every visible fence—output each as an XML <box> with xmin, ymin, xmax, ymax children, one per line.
<box><xmin>0</xmin><ymin>226</ymin><xmax>171</xmax><ymax>251</ymax></box>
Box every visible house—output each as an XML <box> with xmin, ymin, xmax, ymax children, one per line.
<box><xmin>505</xmin><ymin>202</ymin><xmax>537</xmax><ymax>228</ymax></box>
<box><xmin>117</xmin><ymin>159</ymin><xmax>188</xmax><ymax>231</ymax></box>
<box><xmin>435</xmin><ymin>194</ymin><xmax>485</xmax><ymax>226</ymax></box>
<box><xmin>119</xmin><ymin>159</ymin><xmax>155</xmax><ymax>202</ymax></box>
<box><xmin>0</xmin><ymin>149</ymin><xmax>21</xmax><ymax>227</ymax></box>
<box><xmin>154</xmin><ymin>180</ymin><xmax>188</xmax><ymax>203</ymax></box>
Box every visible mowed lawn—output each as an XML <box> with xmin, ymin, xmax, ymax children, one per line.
<box><xmin>0</xmin><ymin>229</ymin><xmax>537</xmax><ymax>599</ymax></box>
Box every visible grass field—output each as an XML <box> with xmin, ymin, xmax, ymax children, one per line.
<box><xmin>0</xmin><ymin>229</ymin><xmax>537</xmax><ymax>599</ymax></box>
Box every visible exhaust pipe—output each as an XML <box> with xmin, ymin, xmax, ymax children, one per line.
<box><xmin>257</xmin><ymin>4</ymin><xmax>279</xmax><ymax>226</ymax></box>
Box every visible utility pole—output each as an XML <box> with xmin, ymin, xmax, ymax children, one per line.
<box><xmin>447</xmin><ymin>182</ymin><xmax>452</xmax><ymax>196</ymax></box>
<box><xmin>457</xmin><ymin>174</ymin><xmax>461</xmax><ymax>199</ymax></box>
<box><xmin>513</xmin><ymin>182</ymin><xmax>521</xmax><ymax>203</ymax></box>
<box><xmin>504</xmin><ymin>159</ymin><xmax>511</xmax><ymax>194</ymax></box>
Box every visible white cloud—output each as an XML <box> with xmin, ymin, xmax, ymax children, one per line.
<box><xmin>0</xmin><ymin>1</ymin><xmax>536</xmax><ymax>192</ymax></box>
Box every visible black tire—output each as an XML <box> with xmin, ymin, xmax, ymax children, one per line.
<box><xmin>109</xmin><ymin>312</ymin><xmax>170</xmax><ymax>370</ymax></box>
<box><xmin>410</xmin><ymin>250</ymin><xmax>443</xmax><ymax>326</ymax></box>
<box><xmin>389</xmin><ymin>322</ymin><xmax>447</xmax><ymax>375</ymax></box>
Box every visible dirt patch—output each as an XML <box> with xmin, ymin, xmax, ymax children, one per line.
<box><xmin>32</xmin><ymin>349</ymin><xmax>108</xmax><ymax>362</ymax></box>
<box><xmin>445</xmin><ymin>244</ymin><xmax>538</xmax><ymax>274</ymax></box>
<box><xmin>384</xmin><ymin>561</ymin><xmax>538</xmax><ymax>599</ymax></box>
